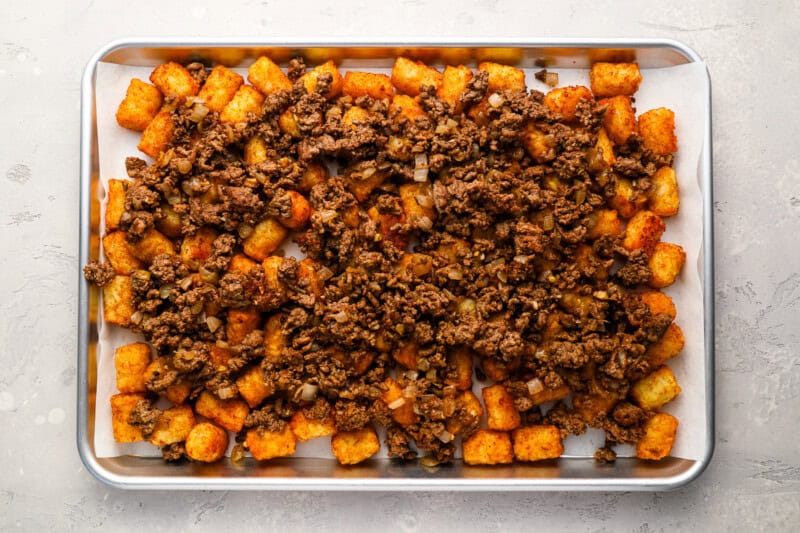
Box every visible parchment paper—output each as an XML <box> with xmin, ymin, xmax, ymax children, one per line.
<box><xmin>94</xmin><ymin>60</ymin><xmax>709</xmax><ymax>460</ymax></box>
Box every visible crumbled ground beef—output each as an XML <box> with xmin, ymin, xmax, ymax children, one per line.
<box><xmin>594</xmin><ymin>445</ymin><xmax>617</xmax><ymax>463</ymax></box>
<box><xmin>333</xmin><ymin>400</ymin><xmax>371</xmax><ymax>432</ymax></box>
<box><xmin>83</xmin><ymin>260</ymin><xmax>115</xmax><ymax>287</ymax></box>
<box><xmin>86</xmin><ymin>56</ymin><xmax>684</xmax><ymax>466</ymax></box>
<box><xmin>162</xmin><ymin>442</ymin><xmax>186</xmax><ymax>462</ymax></box>
<box><xmin>244</xmin><ymin>405</ymin><xmax>287</xmax><ymax>432</ymax></box>
<box><xmin>128</xmin><ymin>399</ymin><xmax>161</xmax><ymax>438</ymax></box>
<box><xmin>544</xmin><ymin>403</ymin><xmax>587</xmax><ymax>440</ymax></box>
<box><xmin>386</xmin><ymin>426</ymin><xmax>417</xmax><ymax>460</ymax></box>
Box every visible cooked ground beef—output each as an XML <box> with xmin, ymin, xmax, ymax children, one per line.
<box><xmin>162</xmin><ymin>442</ymin><xmax>186</xmax><ymax>462</ymax></box>
<box><xmin>386</xmin><ymin>426</ymin><xmax>417</xmax><ymax>460</ymax></box>
<box><xmin>83</xmin><ymin>260</ymin><xmax>115</xmax><ymax>287</ymax></box>
<box><xmin>128</xmin><ymin>399</ymin><xmax>161</xmax><ymax>438</ymax></box>
<box><xmin>333</xmin><ymin>400</ymin><xmax>371</xmax><ymax>432</ymax></box>
<box><xmin>594</xmin><ymin>445</ymin><xmax>617</xmax><ymax>463</ymax></box>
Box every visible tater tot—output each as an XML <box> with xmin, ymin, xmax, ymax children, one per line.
<box><xmin>277</xmin><ymin>191</ymin><xmax>312</xmax><ymax>230</ymax></box>
<box><xmin>638</xmin><ymin>108</ymin><xmax>678</xmax><ymax>155</ymax></box>
<box><xmin>648</xmin><ymin>242</ymin><xmax>687</xmax><ymax>288</ymax></box>
<box><xmin>391</xmin><ymin>57</ymin><xmax>443</xmax><ymax>96</ymax></box>
<box><xmin>248</xmin><ymin>56</ymin><xmax>292</xmax><ymax>95</ymax></box>
<box><xmin>185</xmin><ymin>422</ymin><xmax>229</xmax><ymax>463</ymax></box>
<box><xmin>116</xmin><ymin>79</ymin><xmax>163</xmax><ymax>131</ymax></box>
<box><xmin>636</xmin><ymin>413</ymin><xmax>679</xmax><ymax>460</ymax></box>
<box><xmin>331</xmin><ymin>427</ymin><xmax>380</xmax><ymax>465</ymax></box>
<box><xmin>544</xmin><ymin>85</ymin><xmax>593</xmax><ymax>121</ymax></box>
<box><xmin>342</xmin><ymin>71</ymin><xmax>393</xmax><ymax>100</ymax></box>
<box><xmin>463</xmin><ymin>430</ymin><xmax>513</xmax><ymax>465</ymax></box>
<box><xmin>590</xmin><ymin>62</ymin><xmax>643</xmax><ymax>97</ymax></box>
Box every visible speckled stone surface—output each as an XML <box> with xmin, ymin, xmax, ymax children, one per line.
<box><xmin>1</xmin><ymin>0</ymin><xmax>798</xmax><ymax>530</ymax></box>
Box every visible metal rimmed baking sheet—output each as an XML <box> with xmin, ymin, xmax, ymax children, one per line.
<box><xmin>78</xmin><ymin>39</ymin><xmax>714</xmax><ymax>490</ymax></box>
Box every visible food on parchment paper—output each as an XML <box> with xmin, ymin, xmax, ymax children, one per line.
<box><xmin>85</xmin><ymin>52</ymin><xmax>685</xmax><ymax>466</ymax></box>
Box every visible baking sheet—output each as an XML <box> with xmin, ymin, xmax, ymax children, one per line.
<box><xmin>93</xmin><ymin>59</ymin><xmax>708</xmax><ymax>461</ymax></box>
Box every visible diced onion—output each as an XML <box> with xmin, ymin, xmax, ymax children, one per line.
<box><xmin>159</xmin><ymin>284</ymin><xmax>174</xmax><ymax>299</ymax></box>
<box><xmin>179</xmin><ymin>276</ymin><xmax>194</xmax><ymax>290</ymax></box>
<box><xmin>181</xmin><ymin>180</ymin><xmax>195</xmax><ymax>196</ymax></box>
<box><xmin>387</xmin><ymin>136</ymin><xmax>407</xmax><ymax>153</ymax></box>
<box><xmin>402</xmin><ymin>384</ymin><xmax>418</xmax><ymax>398</ymax></box>
<box><xmin>189</xmin><ymin>103</ymin><xmax>210</xmax><ymax>123</ymax></box>
<box><xmin>190</xmin><ymin>302</ymin><xmax>204</xmax><ymax>315</ymax></box>
<box><xmin>496</xmin><ymin>270</ymin><xmax>508</xmax><ymax>283</ymax></box>
<box><xmin>413</xmin><ymin>154</ymin><xmax>429</xmax><ymax>182</ymax></box>
<box><xmin>238</xmin><ymin>223</ymin><xmax>254</xmax><ymax>239</ymax></box>
<box><xmin>593</xmin><ymin>290</ymin><xmax>609</xmax><ymax>300</ymax></box>
<box><xmin>317</xmin><ymin>266</ymin><xmax>334</xmax><ymax>281</ymax></box>
<box><xmin>362</xmin><ymin>166</ymin><xmax>376</xmax><ymax>178</ymax></box>
<box><xmin>387</xmin><ymin>397</ymin><xmax>406</xmax><ymax>410</ymax></box>
<box><xmin>447</xmin><ymin>268</ymin><xmax>463</xmax><ymax>280</ymax></box>
<box><xmin>419</xmin><ymin>455</ymin><xmax>440</xmax><ymax>468</ymax></box>
<box><xmin>542</xmin><ymin>214</ymin><xmax>555</xmax><ymax>231</ymax></box>
<box><xmin>166</xmin><ymin>192</ymin><xmax>182</xmax><ymax>205</ymax></box>
<box><xmin>318</xmin><ymin>209</ymin><xmax>337</xmax><ymax>223</ymax></box>
<box><xmin>527</xmin><ymin>378</ymin><xmax>544</xmax><ymax>396</ymax></box>
<box><xmin>443</xmin><ymin>397</ymin><xmax>455</xmax><ymax>417</ymax></box>
<box><xmin>488</xmin><ymin>93</ymin><xmax>504</xmax><ymax>107</ymax></box>
<box><xmin>157</xmin><ymin>150</ymin><xmax>173</xmax><ymax>168</ymax></box>
<box><xmin>513</xmin><ymin>255</ymin><xmax>530</xmax><ymax>264</ymax></box>
<box><xmin>436</xmin><ymin>429</ymin><xmax>454</xmax><ymax>443</ymax></box>
<box><xmin>331</xmin><ymin>310</ymin><xmax>348</xmax><ymax>323</ymax></box>
<box><xmin>415</xmin><ymin>194</ymin><xmax>434</xmax><ymax>208</ymax></box>
<box><xmin>200</xmin><ymin>267</ymin><xmax>219</xmax><ymax>284</ymax></box>
<box><xmin>176</xmin><ymin>159</ymin><xmax>193</xmax><ymax>174</ymax></box>
<box><xmin>206</xmin><ymin>316</ymin><xmax>222</xmax><ymax>333</ymax></box>
<box><xmin>457</xmin><ymin>298</ymin><xmax>476</xmax><ymax>315</ymax></box>
<box><xmin>300</xmin><ymin>383</ymin><xmax>319</xmax><ymax>402</ymax></box>
<box><xmin>230</xmin><ymin>444</ymin><xmax>245</xmax><ymax>464</ymax></box>
<box><xmin>403</xmin><ymin>371</ymin><xmax>418</xmax><ymax>381</ymax></box>
<box><xmin>416</xmin><ymin>215</ymin><xmax>433</xmax><ymax>231</ymax></box>
<box><xmin>130</xmin><ymin>311</ymin><xmax>143</xmax><ymax>325</ymax></box>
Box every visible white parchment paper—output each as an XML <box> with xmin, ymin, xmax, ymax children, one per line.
<box><xmin>94</xmin><ymin>60</ymin><xmax>709</xmax><ymax>460</ymax></box>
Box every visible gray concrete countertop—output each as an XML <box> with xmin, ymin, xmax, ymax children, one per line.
<box><xmin>1</xmin><ymin>0</ymin><xmax>798</xmax><ymax>530</ymax></box>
